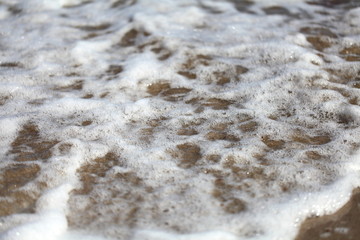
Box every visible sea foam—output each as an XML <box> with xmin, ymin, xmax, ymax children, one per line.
<box><xmin>0</xmin><ymin>0</ymin><xmax>360</xmax><ymax>240</ymax></box>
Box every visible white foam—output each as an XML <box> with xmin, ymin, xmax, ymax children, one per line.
<box><xmin>0</xmin><ymin>117</ymin><xmax>21</xmax><ymax>154</ymax></box>
<box><xmin>1</xmin><ymin>0</ymin><xmax>360</xmax><ymax>239</ymax></box>
<box><xmin>0</xmin><ymin>185</ymin><xmax>71</xmax><ymax>240</ymax></box>
<box><xmin>345</xmin><ymin>7</ymin><xmax>360</xmax><ymax>29</ymax></box>
<box><xmin>133</xmin><ymin>230</ymin><xmax>239</xmax><ymax>240</ymax></box>
<box><xmin>72</xmin><ymin>40</ymin><xmax>112</xmax><ymax>72</ymax></box>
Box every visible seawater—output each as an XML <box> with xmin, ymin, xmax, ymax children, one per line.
<box><xmin>0</xmin><ymin>0</ymin><xmax>360</xmax><ymax>240</ymax></box>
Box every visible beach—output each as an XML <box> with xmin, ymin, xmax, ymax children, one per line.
<box><xmin>0</xmin><ymin>0</ymin><xmax>360</xmax><ymax>239</ymax></box>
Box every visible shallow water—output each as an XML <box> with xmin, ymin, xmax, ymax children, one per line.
<box><xmin>0</xmin><ymin>0</ymin><xmax>360</xmax><ymax>240</ymax></box>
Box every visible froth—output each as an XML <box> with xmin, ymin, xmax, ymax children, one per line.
<box><xmin>1</xmin><ymin>185</ymin><xmax>70</xmax><ymax>240</ymax></box>
<box><xmin>1</xmin><ymin>0</ymin><xmax>360</xmax><ymax>240</ymax></box>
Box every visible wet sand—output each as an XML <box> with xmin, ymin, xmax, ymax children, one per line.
<box><xmin>296</xmin><ymin>188</ymin><xmax>360</xmax><ymax>240</ymax></box>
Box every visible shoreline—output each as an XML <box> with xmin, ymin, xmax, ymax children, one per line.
<box><xmin>296</xmin><ymin>188</ymin><xmax>360</xmax><ymax>240</ymax></box>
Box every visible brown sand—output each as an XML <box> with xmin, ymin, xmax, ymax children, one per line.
<box><xmin>295</xmin><ymin>188</ymin><xmax>360</xmax><ymax>240</ymax></box>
